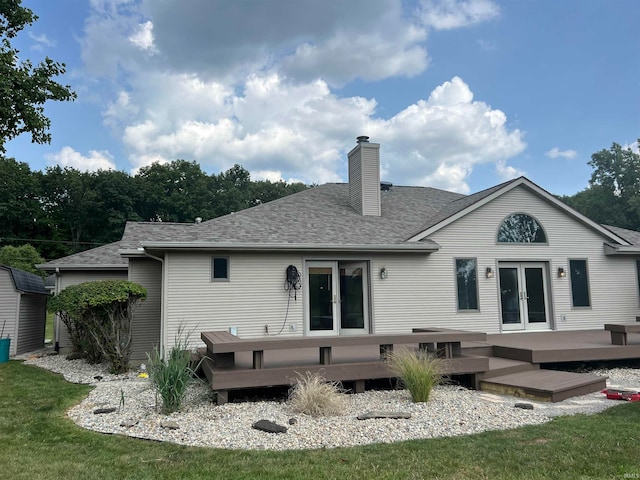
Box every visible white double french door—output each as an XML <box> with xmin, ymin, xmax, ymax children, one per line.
<box><xmin>498</xmin><ymin>262</ymin><xmax>550</xmax><ymax>331</ymax></box>
<box><xmin>306</xmin><ymin>261</ymin><xmax>370</xmax><ymax>336</ymax></box>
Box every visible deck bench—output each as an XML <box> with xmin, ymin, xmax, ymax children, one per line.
<box><xmin>604</xmin><ymin>323</ymin><xmax>640</xmax><ymax>345</ymax></box>
<box><xmin>200</xmin><ymin>328</ymin><xmax>488</xmax><ymax>404</ymax></box>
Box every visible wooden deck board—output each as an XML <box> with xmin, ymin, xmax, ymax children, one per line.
<box><xmin>480</xmin><ymin>370</ymin><xmax>607</xmax><ymax>402</ymax></box>
<box><xmin>486</xmin><ymin>330</ymin><xmax>640</xmax><ymax>363</ymax></box>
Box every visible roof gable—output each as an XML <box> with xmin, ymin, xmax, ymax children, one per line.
<box><xmin>407</xmin><ymin>176</ymin><xmax>631</xmax><ymax>245</ymax></box>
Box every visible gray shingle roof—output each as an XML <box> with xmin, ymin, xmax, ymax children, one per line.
<box><xmin>122</xmin><ymin>183</ymin><xmax>465</xmax><ymax>248</ymax></box>
<box><xmin>602</xmin><ymin>225</ymin><xmax>640</xmax><ymax>245</ymax></box>
<box><xmin>408</xmin><ymin>178</ymin><xmax>520</xmax><ymax>237</ymax></box>
<box><xmin>0</xmin><ymin>265</ymin><xmax>49</xmax><ymax>295</ymax></box>
<box><xmin>37</xmin><ymin>241</ymin><xmax>128</xmax><ymax>270</ymax></box>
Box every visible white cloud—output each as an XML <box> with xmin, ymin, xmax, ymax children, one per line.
<box><xmin>45</xmin><ymin>147</ymin><xmax>116</xmax><ymax>171</ymax></box>
<box><xmin>418</xmin><ymin>0</ymin><xmax>500</xmax><ymax>30</ymax></box>
<box><xmin>128</xmin><ymin>21</ymin><xmax>156</xmax><ymax>52</ymax></box>
<box><xmin>496</xmin><ymin>160</ymin><xmax>525</xmax><ymax>181</ymax></box>
<box><xmin>76</xmin><ymin>0</ymin><xmax>522</xmax><ymax>192</ymax></box>
<box><xmin>546</xmin><ymin>147</ymin><xmax>577</xmax><ymax>159</ymax></box>
<box><xmin>28</xmin><ymin>32</ymin><xmax>55</xmax><ymax>51</ymax></box>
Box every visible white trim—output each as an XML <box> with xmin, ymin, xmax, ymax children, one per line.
<box><xmin>137</xmin><ymin>242</ymin><xmax>440</xmax><ymax>253</ymax></box>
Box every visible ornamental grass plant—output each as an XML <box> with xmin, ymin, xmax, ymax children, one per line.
<box><xmin>385</xmin><ymin>347</ymin><xmax>444</xmax><ymax>402</ymax></box>
<box><xmin>147</xmin><ymin>328</ymin><xmax>202</xmax><ymax>414</ymax></box>
<box><xmin>288</xmin><ymin>371</ymin><xmax>347</xmax><ymax>417</ymax></box>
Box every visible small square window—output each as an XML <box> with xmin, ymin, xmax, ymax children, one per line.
<box><xmin>211</xmin><ymin>257</ymin><xmax>229</xmax><ymax>282</ymax></box>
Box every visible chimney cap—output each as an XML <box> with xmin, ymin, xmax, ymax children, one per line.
<box><xmin>356</xmin><ymin>136</ymin><xmax>370</xmax><ymax>143</ymax></box>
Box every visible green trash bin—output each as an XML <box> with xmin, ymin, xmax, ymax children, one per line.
<box><xmin>0</xmin><ymin>338</ymin><xmax>10</xmax><ymax>363</ymax></box>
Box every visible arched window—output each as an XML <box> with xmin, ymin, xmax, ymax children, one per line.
<box><xmin>497</xmin><ymin>213</ymin><xmax>547</xmax><ymax>243</ymax></box>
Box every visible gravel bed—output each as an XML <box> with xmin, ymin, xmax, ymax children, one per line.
<box><xmin>23</xmin><ymin>354</ymin><xmax>640</xmax><ymax>451</ymax></box>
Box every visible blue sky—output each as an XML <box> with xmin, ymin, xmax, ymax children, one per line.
<box><xmin>4</xmin><ymin>0</ymin><xmax>639</xmax><ymax>195</ymax></box>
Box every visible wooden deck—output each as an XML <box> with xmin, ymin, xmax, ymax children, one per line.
<box><xmin>201</xmin><ymin>329</ymin><xmax>489</xmax><ymax>404</ymax></box>
<box><xmin>480</xmin><ymin>370</ymin><xmax>607</xmax><ymax>402</ymax></box>
<box><xmin>199</xmin><ymin>328</ymin><xmax>638</xmax><ymax>404</ymax></box>
<box><xmin>485</xmin><ymin>329</ymin><xmax>640</xmax><ymax>363</ymax></box>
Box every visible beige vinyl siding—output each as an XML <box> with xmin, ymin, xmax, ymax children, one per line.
<box><xmin>16</xmin><ymin>295</ymin><xmax>47</xmax><ymax>354</ymax></box>
<box><xmin>55</xmin><ymin>270</ymin><xmax>128</xmax><ymax>350</ymax></box>
<box><xmin>164</xmin><ymin>252</ymin><xmax>305</xmax><ymax>350</ymax></box>
<box><xmin>128</xmin><ymin>258</ymin><xmax>161</xmax><ymax>360</ymax></box>
<box><xmin>419</xmin><ymin>185</ymin><xmax>639</xmax><ymax>333</ymax></box>
<box><xmin>0</xmin><ymin>269</ymin><xmax>18</xmax><ymax>354</ymax></box>
<box><xmin>368</xmin><ymin>254</ymin><xmax>433</xmax><ymax>334</ymax></box>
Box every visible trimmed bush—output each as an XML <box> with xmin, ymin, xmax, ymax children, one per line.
<box><xmin>385</xmin><ymin>347</ymin><xmax>444</xmax><ymax>402</ymax></box>
<box><xmin>48</xmin><ymin>280</ymin><xmax>146</xmax><ymax>372</ymax></box>
<box><xmin>147</xmin><ymin>329</ymin><xmax>202</xmax><ymax>414</ymax></box>
<box><xmin>288</xmin><ymin>371</ymin><xmax>346</xmax><ymax>417</ymax></box>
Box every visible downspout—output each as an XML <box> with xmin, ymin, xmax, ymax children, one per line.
<box><xmin>142</xmin><ymin>251</ymin><xmax>166</xmax><ymax>357</ymax></box>
<box><xmin>54</xmin><ymin>268</ymin><xmax>61</xmax><ymax>353</ymax></box>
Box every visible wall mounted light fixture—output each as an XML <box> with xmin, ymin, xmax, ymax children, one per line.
<box><xmin>558</xmin><ymin>267</ymin><xmax>566</xmax><ymax>278</ymax></box>
<box><xmin>485</xmin><ymin>267</ymin><xmax>494</xmax><ymax>279</ymax></box>
<box><xmin>380</xmin><ymin>267</ymin><xmax>388</xmax><ymax>279</ymax></box>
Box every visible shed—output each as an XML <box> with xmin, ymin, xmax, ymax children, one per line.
<box><xmin>0</xmin><ymin>265</ymin><xmax>49</xmax><ymax>356</ymax></box>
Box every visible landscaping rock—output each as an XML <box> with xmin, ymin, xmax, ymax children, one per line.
<box><xmin>161</xmin><ymin>420</ymin><xmax>180</xmax><ymax>430</ymax></box>
<box><xmin>252</xmin><ymin>419</ymin><xmax>287</xmax><ymax>433</ymax></box>
<box><xmin>288</xmin><ymin>418</ymin><xmax>297</xmax><ymax>425</ymax></box>
<box><xmin>515</xmin><ymin>403</ymin><xmax>534</xmax><ymax>410</ymax></box>
<box><xmin>357</xmin><ymin>411</ymin><xmax>412</xmax><ymax>420</ymax></box>
<box><xmin>93</xmin><ymin>407</ymin><xmax>117</xmax><ymax>414</ymax></box>
<box><xmin>120</xmin><ymin>419</ymin><xmax>138</xmax><ymax>428</ymax></box>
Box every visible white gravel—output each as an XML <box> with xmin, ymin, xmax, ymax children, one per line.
<box><xmin>23</xmin><ymin>353</ymin><xmax>640</xmax><ymax>451</ymax></box>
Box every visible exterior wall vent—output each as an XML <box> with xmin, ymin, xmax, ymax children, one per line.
<box><xmin>348</xmin><ymin>136</ymin><xmax>381</xmax><ymax>216</ymax></box>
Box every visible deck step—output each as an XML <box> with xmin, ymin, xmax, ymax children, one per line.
<box><xmin>480</xmin><ymin>369</ymin><xmax>607</xmax><ymax>402</ymax></box>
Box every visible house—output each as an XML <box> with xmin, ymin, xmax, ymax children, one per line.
<box><xmin>0</xmin><ymin>265</ymin><xmax>49</xmax><ymax>356</ymax></box>
<box><xmin>41</xmin><ymin>137</ymin><xmax>640</xmax><ymax>358</ymax></box>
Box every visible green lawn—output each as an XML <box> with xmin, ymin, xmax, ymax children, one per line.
<box><xmin>1</xmin><ymin>360</ymin><xmax>639</xmax><ymax>480</ymax></box>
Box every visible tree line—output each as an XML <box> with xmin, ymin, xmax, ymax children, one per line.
<box><xmin>0</xmin><ymin>158</ymin><xmax>307</xmax><ymax>260</ymax></box>
<box><xmin>559</xmin><ymin>139</ymin><xmax>640</xmax><ymax>233</ymax></box>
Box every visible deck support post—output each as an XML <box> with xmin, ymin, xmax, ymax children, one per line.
<box><xmin>354</xmin><ymin>380</ymin><xmax>365</xmax><ymax>394</ymax></box>
<box><xmin>380</xmin><ymin>344</ymin><xmax>392</xmax><ymax>359</ymax></box>
<box><xmin>216</xmin><ymin>390</ymin><xmax>229</xmax><ymax>405</ymax></box>
<box><xmin>319</xmin><ymin>346</ymin><xmax>332</xmax><ymax>365</ymax></box>
<box><xmin>253</xmin><ymin>350</ymin><xmax>264</xmax><ymax>369</ymax></box>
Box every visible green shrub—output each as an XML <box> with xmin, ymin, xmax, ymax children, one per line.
<box><xmin>147</xmin><ymin>329</ymin><xmax>201</xmax><ymax>414</ymax></box>
<box><xmin>288</xmin><ymin>371</ymin><xmax>346</xmax><ymax>417</ymax></box>
<box><xmin>385</xmin><ymin>347</ymin><xmax>444</xmax><ymax>402</ymax></box>
<box><xmin>48</xmin><ymin>280</ymin><xmax>146</xmax><ymax>373</ymax></box>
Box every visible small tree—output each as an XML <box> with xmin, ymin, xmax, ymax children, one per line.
<box><xmin>0</xmin><ymin>244</ymin><xmax>45</xmax><ymax>276</ymax></box>
<box><xmin>49</xmin><ymin>280</ymin><xmax>146</xmax><ymax>373</ymax></box>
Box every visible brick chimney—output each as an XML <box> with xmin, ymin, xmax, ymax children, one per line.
<box><xmin>348</xmin><ymin>136</ymin><xmax>381</xmax><ymax>216</ymax></box>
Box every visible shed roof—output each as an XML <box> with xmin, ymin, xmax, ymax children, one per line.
<box><xmin>0</xmin><ymin>265</ymin><xmax>49</xmax><ymax>295</ymax></box>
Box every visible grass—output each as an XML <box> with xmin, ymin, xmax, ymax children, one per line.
<box><xmin>45</xmin><ymin>311</ymin><xmax>53</xmax><ymax>342</ymax></box>
<box><xmin>385</xmin><ymin>347</ymin><xmax>443</xmax><ymax>402</ymax></box>
<box><xmin>1</xmin><ymin>360</ymin><xmax>640</xmax><ymax>479</ymax></box>
<box><xmin>288</xmin><ymin>371</ymin><xmax>346</xmax><ymax>416</ymax></box>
